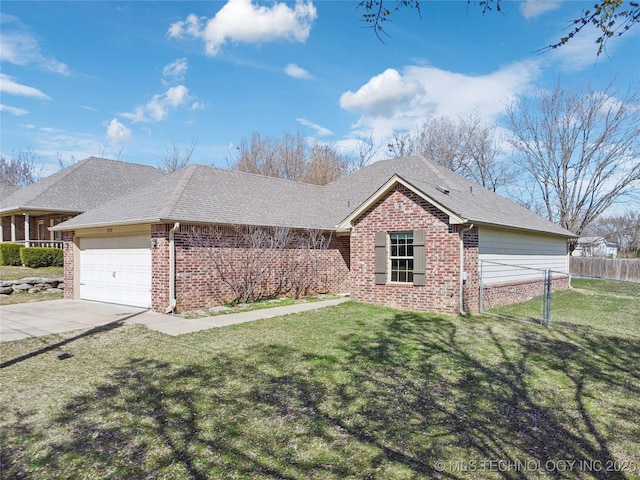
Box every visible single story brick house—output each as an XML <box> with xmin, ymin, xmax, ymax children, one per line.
<box><xmin>1</xmin><ymin>157</ymin><xmax>165</xmax><ymax>247</ymax></box>
<box><xmin>51</xmin><ymin>155</ymin><xmax>576</xmax><ymax>315</ymax></box>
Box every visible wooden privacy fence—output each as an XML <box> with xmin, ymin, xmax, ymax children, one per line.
<box><xmin>570</xmin><ymin>257</ymin><xmax>640</xmax><ymax>282</ymax></box>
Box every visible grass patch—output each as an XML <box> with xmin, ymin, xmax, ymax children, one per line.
<box><xmin>0</xmin><ymin>265</ymin><xmax>63</xmax><ymax>281</ymax></box>
<box><xmin>1</xmin><ymin>280</ymin><xmax>639</xmax><ymax>479</ymax></box>
<box><xmin>183</xmin><ymin>294</ymin><xmax>342</xmax><ymax>318</ymax></box>
<box><xmin>0</xmin><ymin>290</ymin><xmax>63</xmax><ymax>306</ymax></box>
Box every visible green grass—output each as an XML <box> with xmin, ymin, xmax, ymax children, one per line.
<box><xmin>0</xmin><ymin>265</ymin><xmax>63</xmax><ymax>281</ymax></box>
<box><xmin>0</xmin><ymin>290</ymin><xmax>63</xmax><ymax>306</ymax></box>
<box><xmin>1</xmin><ymin>280</ymin><xmax>639</xmax><ymax>479</ymax></box>
<box><xmin>183</xmin><ymin>294</ymin><xmax>341</xmax><ymax>318</ymax></box>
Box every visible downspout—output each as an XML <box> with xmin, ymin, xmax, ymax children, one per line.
<box><xmin>459</xmin><ymin>223</ymin><xmax>474</xmax><ymax>316</ymax></box>
<box><xmin>166</xmin><ymin>222</ymin><xmax>180</xmax><ymax>314</ymax></box>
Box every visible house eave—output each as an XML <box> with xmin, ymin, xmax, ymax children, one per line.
<box><xmin>469</xmin><ymin>220</ymin><xmax>577</xmax><ymax>238</ymax></box>
<box><xmin>1</xmin><ymin>206</ymin><xmax>82</xmax><ymax>216</ymax></box>
<box><xmin>50</xmin><ymin>218</ymin><xmax>164</xmax><ymax>232</ymax></box>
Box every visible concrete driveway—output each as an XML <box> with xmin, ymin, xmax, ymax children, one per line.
<box><xmin>0</xmin><ymin>300</ymin><xmax>161</xmax><ymax>342</ymax></box>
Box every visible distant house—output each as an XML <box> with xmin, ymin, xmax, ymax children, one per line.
<box><xmin>573</xmin><ymin>237</ymin><xmax>618</xmax><ymax>258</ymax></box>
<box><xmin>52</xmin><ymin>155</ymin><xmax>576</xmax><ymax>315</ymax></box>
<box><xmin>0</xmin><ymin>158</ymin><xmax>164</xmax><ymax>247</ymax></box>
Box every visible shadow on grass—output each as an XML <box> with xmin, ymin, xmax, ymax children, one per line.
<box><xmin>2</xmin><ymin>311</ymin><xmax>639</xmax><ymax>479</ymax></box>
<box><xmin>0</xmin><ymin>310</ymin><xmax>148</xmax><ymax>369</ymax></box>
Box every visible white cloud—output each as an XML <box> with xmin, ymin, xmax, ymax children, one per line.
<box><xmin>0</xmin><ymin>15</ymin><xmax>70</xmax><ymax>75</ymax></box>
<box><xmin>168</xmin><ymin>0</ymin><xmax>317</xmax><ymax>56</ymax></box>
<box><xmin>0</xmin><ymin>73</ymin><xmax>50</xmax><ymax>98</ymax></box>
<box><xmin>285</xmin><ymin>63</ymin><xmax>312</xmax><ymax>79</ymax></box>
<box><xmin>121</xmin><ymin>85</ymin><xmax>191</xmax><ymax>123</ymax></box>
<box><xmin>297</xmin><ymin>118</ymin><xmax>333</xmax><ymax>136</ymax></box>
<box><xmin>520</xmin><ymin>1</ymin><xmax>562</xmax><ymax>19</ymax></box>
<box><xmin>0</xmin><ymin>103</ymin><xmax>28</xmax><ymax>116</ymax></box>
<box><xmin>163</xmin><ymin>58</ymin><xmax>188</xmax><ymax>83</ymax></box>
<box><xmin>105</xmin><ymin>118</ymin><xmax>133</xmax><ymax>143</ymax></box>
<box><xmin>339</xmin><ymin>62</ymin><xmax>541</xmax><ymax>143</ymax></box>
<box><xmin>340</xmin><ymin>68</ymin><xmax>424</xmax><ymax>116</ymax></box>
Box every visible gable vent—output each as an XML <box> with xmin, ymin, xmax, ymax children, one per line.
<box><xmin>436</xmin><ymin>185</ymin><xmax>450</xmax><ymax>195</ymax></box>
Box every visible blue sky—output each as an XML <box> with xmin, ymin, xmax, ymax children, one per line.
<box><xmin>1</xmin><ymin>0</ymin><xmax>638</xmax><ymax>178</ymax></box>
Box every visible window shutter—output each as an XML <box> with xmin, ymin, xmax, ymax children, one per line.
<box><xmin>374</xmin><ymin>231</ymin><xmax>387</xmax><ymax>285</ymax></box>
<box><xmin>413</xmin><ymin>229</ymin><xmax>426</xmax><ymax>286</ymax></box>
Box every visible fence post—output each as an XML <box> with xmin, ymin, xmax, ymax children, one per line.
<box><xmin>544</xmin><ymin>269</ymin><xmax>552</xmax><ymax>328</ymax></box>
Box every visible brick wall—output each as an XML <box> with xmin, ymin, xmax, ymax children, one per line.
<box><xmin>461</xmin><ymin>227</ymin><xmax>479</xmax><ymax>314</ymax></box>
<box><xmin>154</xmin><ymin>225</ymin><xmax>351</xmax><ymax>313</ymax></box>
<box><xmin>350</xmin><ymin>185</ymin><xmax>468</xmax><ymax>315</ymax></box>
<box><xmin>151</xmin><ymin>225</ymin><xmax>170</xmax><ymax>312</ymax></box>
<box><xmin>481</xmin><ymin>275</ymin><xmax>570</xmax><ymax>311</ymax></box>
<box><xmin>62</xmin><ymin>231</ymin><xmax>75</xmax><ymax>299</ymax></box>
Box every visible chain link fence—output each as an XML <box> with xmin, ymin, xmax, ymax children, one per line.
<box><xmin>479</xmin><ymin>260</ymin><xmax>554</xmax><ymax>327</ymax></box>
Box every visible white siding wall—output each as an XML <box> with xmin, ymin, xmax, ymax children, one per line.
<box><xmin>479</xmin><ymin>228</ymin><xmax>569</xmax><ymax>285</ymax></box>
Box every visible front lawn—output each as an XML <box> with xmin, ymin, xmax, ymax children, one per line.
<box><xmin>1</xmin><ymin>280</ymin><xmax>638</xmax><ymax>479</ymax></box>
<box><xmin>0</xmin><ymin>265</ymin><xmax>63</xmax><ymax>281</ymax></box>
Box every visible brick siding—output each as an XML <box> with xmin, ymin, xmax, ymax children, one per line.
<box><xmin>62</xmin><ymin>231</ymin><xmax>75</xmax><ymax>299</ymax></box>
<box><xmin>350</xmin><ymin>185</ymin><xmax>476</xmax><ymax>315</ymax></box>
<box><xmin>481</xmin><ymin>275</ymin><xmax>570</xmax><ymax>311</ymax></box>
<box><xmin>152</xmin><ymin>224</ymin><xmax>351</xmax><ymax>313</ymax></box>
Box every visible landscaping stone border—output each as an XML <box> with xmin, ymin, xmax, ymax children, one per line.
<box><xmin>0</xmin><ymin>277</ymin><xmax>64</xmax><ymax>296</ymax></box>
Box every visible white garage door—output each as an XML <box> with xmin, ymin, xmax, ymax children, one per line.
<box><xmin>79</xmin><ymin>235</ymin><xmax>152</xmax><ymax>308</ymax></box>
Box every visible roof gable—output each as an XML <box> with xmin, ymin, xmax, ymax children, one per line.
<box><xmin>336</xmin><ymin>174</ymin><xmax>465</xmax><ymax>231</ymax></box>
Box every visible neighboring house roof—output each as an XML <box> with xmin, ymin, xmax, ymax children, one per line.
<box><xmin>0</xmin><ymin>157</ymin><xmax>165</xmax><ymax>215</ymax></box>
<box><xmin>52</xmin><ymin>156</ymin><xmax>576</xmax><ymax>238</ymax></box>
<box><xmin>577</xmin><ymin>237</ymin><xmax>617</xmax><ymax>248</ymax></box>
<box><xmin>577</xmin><ymin>236</ymin><xmax>605</xmax><ymax>244</ymax></box>
<box><xmin>0</xmin><ymin>185</ymin><xmax>20</xmax><ymax>202</ymax></box>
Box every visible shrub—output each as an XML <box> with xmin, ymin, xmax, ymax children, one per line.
<box><xmin>0</xmin><ymin>243</ymin><xmax>24</xmax><ymax>266</ymax></box>
<box><xmin>19</xmin><ymin>247</ymin><xmax>63</xmax><ymax>268</ymax></box>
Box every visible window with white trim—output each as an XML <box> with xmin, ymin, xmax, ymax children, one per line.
<box><xmin>389</xmin><ymin>232</ymin><xmax>414</xmax><ymax>283</ymax></box>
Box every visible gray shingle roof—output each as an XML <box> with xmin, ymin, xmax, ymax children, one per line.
<box><xmin>327</xmin><ymin>156</ymin><xmax>575</xmax><ymax>237</ymax></box>
<box><xmin>52</xmin><ymin>156</ymin><xmax>575</xmax><ymax>238</ymax></box>
<box><xmin>0</xmin><ymin>157</ymin><xmax>165</xmax><ymax>214</ymax></box>
<box><xmin>53</xmin><ymin>164</ymin><xmax>333</xmax><ymax>230</ymax></box>
<box><xmin>0</xmin><ymin>185</ymin><xmax>19</xmax><ymax>202</ymax></box>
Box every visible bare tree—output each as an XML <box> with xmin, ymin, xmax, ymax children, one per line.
<box><xmin>507</xmin><ymin>81</ymin><xmax>640</xmax><ymax>235</ymax></box>
<box><xmin>228</xmin><ymin>131</ymin><xmax>356</xmax><ymax>185</ymax></box>
<box><xmin>301</xmin><ymin>142</ymin><xmax>347</xmax><ymax>186</ymax></box>
<box><xmin>358</xmin><ymin>0</ymin><xmax>639</xmax><ymax>57</ymax></box>
<box><xmin>584</xmin><ymin>209</ymin><xmax>640</xmax><ymax>257</ymax></box>
<box><xmin>348</xmin><ymin>132</ymin><xmax>379</xmax><ymax>173</ymax></box>
<box><xmin>386</xmin><ymin>114</ymin><xmax>514</xmax><ymax>192</ymax></box>
<box><xmin>158</xmin><ymin>139</ymin><xmax>197</xmax><ymax>173</ymax></box>
<box><xmin>386</xmin><ymin>130</ymin><xmax>414</xmax><ymax>159</ymax></box>
<box><xmin>277</xmin><ymin>131</ymin><xmax>307</xmax><ymax>181</ymax></box>
<box><xmin>457</xmin><ymin>115</ymin><xmax>513</xmax><ymax>192</ymax></box>
<box><xmin>230</xmin><ymin>132</ymin><xmax>279</xmax><ymax>177</ymax></box>
<box><xmin>0</xmin><ymin>149</ymin><xmax>41</xmax><ymax>187</ymax></box>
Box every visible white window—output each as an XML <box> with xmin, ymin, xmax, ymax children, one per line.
<box><xmin>389</xmin><ymin>232</ymin><xmax>414</xmax><ymax>283</ymax></box>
